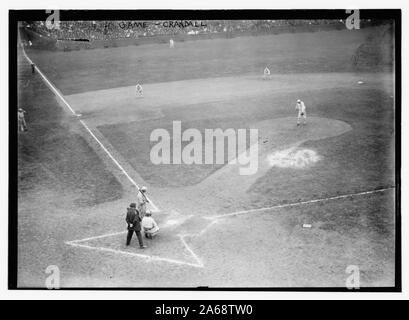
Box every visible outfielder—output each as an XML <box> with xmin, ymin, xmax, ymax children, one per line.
<box><xmin>295</xmin><ymin>99</ymin><xmax>307</xmax><ymax>126</ymax></box>
<box><xmin>136</xmin><ymin>186</ymin><xmax>149</xmax><ymax>218</ymax></box>
<box><xmin>263</xmin><ymin>67</ymin><xmax>271</xmax><ymax>79</ymax></box>
<box><xmin>135</xmin><ymin>84</ymin><xmax>143</xmax><ymax>97</ymax></box>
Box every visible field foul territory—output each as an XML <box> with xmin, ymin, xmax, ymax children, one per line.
<box><xmin>19</xmin><ymin>42</ymin><xmax>159</xmax><ymax>212</ymax></box>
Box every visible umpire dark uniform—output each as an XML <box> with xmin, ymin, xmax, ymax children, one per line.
<box><xmin>126</xmin><ymin>203</ymin><xmax>146</xmax><ymax>249</ymax></box>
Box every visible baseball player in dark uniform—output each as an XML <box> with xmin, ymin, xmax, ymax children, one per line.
<box><xmin>126</xmin><ymin>203</ymin><xmax>146</xmax><ymax>249</ymax></box>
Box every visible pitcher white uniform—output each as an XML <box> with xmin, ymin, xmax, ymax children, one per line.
<box><xmin>295</xmin><ymin>100</ymin><xmax>307</xmax><ymax>125</ymax></box>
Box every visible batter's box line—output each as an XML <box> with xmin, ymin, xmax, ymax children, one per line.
<box><xmin>64</xmin><ymin>188</ymin><xmax>392</xmax><ymax>269</ymax></box>
<box><xmin>65</xmin><ymin>231</ymin><xmax>204</xmax><ymax>268</ymax></box>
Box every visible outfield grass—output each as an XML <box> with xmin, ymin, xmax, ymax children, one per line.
<box><xmin>26</xmin><ymin>27</ymin><xmax>379</xmax><ymax>95</ymax></box>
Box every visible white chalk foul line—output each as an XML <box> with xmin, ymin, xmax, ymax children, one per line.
<box><xmin>20</xmin><ymin>44</ymin><xmax>159</xmax><ymax>212</ymax></box>
<box><xmin>66</xmin><ymin>241</ymin><xmax>202</xmax><ymax>268</ymax></box>
<box><xmin>179</xmin><ymin>236</ymin><xmax>204</xmax><ymax>267</ymax></box>
<box><xmin>208</xmin><ymin>187</ymin><xmax>395</xmax><ymax>220</ymax></box>
<box><xmin>79</xmin><ymin>120</ymin><xmax>159</xmax><ymax>212</ymax></box>
<box><xmin>67</xmin><ymin>231</ymin><xmax>127</xmax><ymax>243</ymax></box>
<box><xmin>174</xmin><ymin>220</ymin><xmax>219</xmax><ymax>268</ymax></box>
<box><xmin>65</xmin><ymin>187</ymin><xmax>393</xmax><ymax>269</ymax></box>
<box><xmin>20</xmin><ymin>48</ymin><xmax>76</xmax><ymax>115</ymax></box>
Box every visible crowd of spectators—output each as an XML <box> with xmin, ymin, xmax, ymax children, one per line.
<box><xmin>24</xmin><ymin>20</ymin><xmax>348</xmax><ymax>41</ymax></box>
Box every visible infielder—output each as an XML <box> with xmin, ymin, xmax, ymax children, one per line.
<box><xmin>136</xmin><ymin>186</ymin><xmax>149</xmax><ymax>218</ymax></box>
<box><xmin>295</xmin><ymin>99</ymin><xmax>307</xmax><ymax>126</ymax></box>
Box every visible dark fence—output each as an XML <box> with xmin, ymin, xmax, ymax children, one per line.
<box><xmin>351</xmin><ymin>24</ymin><xmax>394</xmax><ymax>71</ymax></box>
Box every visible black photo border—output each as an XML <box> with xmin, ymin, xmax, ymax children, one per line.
<box><xmin>9</xmin><ymin>9</ymin><xmax>402</xmax><ymax>292</ymax></box>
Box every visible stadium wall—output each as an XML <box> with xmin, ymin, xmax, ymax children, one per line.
<box><xmin>351</xmin><ymin>23</ymin><xmax>394</xmax><ymax>71</ymax></box>
<box><xmin>21</xmin><ymin>23</ymin><xmax>349</xmax><ymax>51</ymax></box>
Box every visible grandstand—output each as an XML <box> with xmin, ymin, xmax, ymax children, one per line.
<box><xmin>25</xmin><ymin>20</ymin><xmax>351</xmax><ymax>41</ymax></box>
<box><xmin>20</xmin><ymin>19</ymin><xmax>386</xmax><ymax>53</ymax></box>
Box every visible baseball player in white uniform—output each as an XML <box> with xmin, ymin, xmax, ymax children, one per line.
<box><xmin>295</xmin><ymin>99</ymin><xmax>307</xmax><ymax>126</ymax></box>
<box><xmin>18</xmin><ymin>108</ymin><xmax>27</xmax><ymax>132</ymax></box>
<box><xmin>142</xmin><ymin>211</ymin><xmax>160</xmax><ymax>239</ymax></box>
<box><xmin>135</xmin><ymin>84</ymin><xmax>143</xmax><ymax>97</ymax></box>
<box><xmin>136</xmin><ymin>186</ymin><xmax>149</xmax><ymax>218</ymax></box>
<box><xmin>263</xmin><ymin>67</ymin><xmax>271</xmax><ymax>79</ymax></box>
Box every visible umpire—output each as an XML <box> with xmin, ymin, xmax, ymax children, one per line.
<box><xmin>126</xmin><ymin>203</ymin><xmax>146</xmax><ymax>249</ymax></box>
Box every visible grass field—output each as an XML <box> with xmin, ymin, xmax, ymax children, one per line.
<box><xmin>17</xmin><ymin>26</ymin><xmax>396</xmax><ymax>288</ymax></box>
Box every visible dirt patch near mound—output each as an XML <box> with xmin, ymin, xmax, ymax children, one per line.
<box><xmin>188</xmin><ymin>117</ymin><xmax>352</xmax><ymax>213</ymax></box>
<box><xmin>268</xmin><ymin>147</ymin><xmax>321</xmax><ymax>169</ymax></box>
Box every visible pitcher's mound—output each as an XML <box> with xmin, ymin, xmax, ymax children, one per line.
<box><xmin>257</xmin><ymin>116</ymin><xmax>352</xmax><ymax>151</ymax></box>
<box><xmin>259</xmin><ymin>116</ymin><xmax>352</xmax><ymax>169</ymax></box>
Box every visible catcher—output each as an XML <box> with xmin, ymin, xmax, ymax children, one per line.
<box><xmin>142</xmin><ymin>211</ymin><xmax>160</xmax><ymax>239</ymax></box>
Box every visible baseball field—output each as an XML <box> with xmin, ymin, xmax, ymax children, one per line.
<box><xmin>17</xmin><ymin>25</ymin><xmax>396</xmax><ymax>287</ymax></box>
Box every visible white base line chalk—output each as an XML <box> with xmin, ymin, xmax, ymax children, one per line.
<box><xmin>66</xmin><ymin>241</ymin><xmax>203</xmax><ymax>268</ymax></box>
<box><xmin>20</xmin><ymin>43</ymin><xmax>159</xmax><ymax>212</ymax></box>
<box><xmin>80</xmin><ymin>120</ymin><xmax>159</xmax><ymax>212</ymax></box>
<box><xmin>65</xmin><ymin>187</ymin><xmax>393</xmax><ymax>268</ymax></box>
<box><xmin>209</xmin><ymin>187</ymin><xmax>394</xmax><ymax>219</ymax></box>
<box><xmin>66</xmin><ymin>230</ymin><xmax>203</xmax><ymax>268</ymax></box>
<box><xmin>179</xmin><ymin>235</ymin><xmax>203</xmax><ymax>267</ymax></box>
